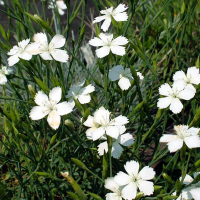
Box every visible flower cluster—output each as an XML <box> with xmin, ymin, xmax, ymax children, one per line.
<box><xmin>157</xmin><ymin>67</ymin><xmax>200</xmax><ymax>114</ymax></box>
<box><xmin>7</xmin><ymin>33</ymin><xmax>69</xmax><ymax>66</ymax></box>
<box><xmin>105</xmin><ymin>160</ymin><xmax>156</xmax><ymax>200</ymax></box>
<box><xmin>48</xmin><ymin>0</ymin><xmax>67</xmax><ymax>15</ymax></box>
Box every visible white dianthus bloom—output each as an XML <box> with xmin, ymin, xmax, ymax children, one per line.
<box><xmin>109</xmin><ymin>65</ymin><xmax>144</xmax><ymax>90</ymax></box>
<box><xmin>66</xmin><ymin>81</ymin><xmax>95</xmax><ymax>104</ymax></box>
<box><xmin>31</xmin><ymin>33</ymin><xmax>69</xmax><ymax>62</ymax></box>
<box><xmin>93</xmin><ymin>4</ymin><xmax>128</xmax><ymax>32</ymax></box>
<box><xmin>160</xmin><ymin>125</ymin><xmax>200</xmax><ymax>153</ymax></box>
<box><xmin>0</xmin><ymin>1</ymin><xmax>4</xmax><ymax>5</ymax></box>
<box><xmin>30</xmin><ymin>87</ymin><xmax>74</xmax><ymax>130</ymax></box>
<box><xmin>173</xmin><ymin>67</ymin><xmax>200</xmax><ymax>92</ymax></box>
<box><xmin>89</xmin><ymin>33</ymin><xmax>128</xmax><ymax>58</ymax></box>
<box><xmin>7</xmin><ymin>39</ymin><xmax>38</xmax><ymax>66</ymax></box>
<box><xmin>114</xmin><ymin>160</ymin><xmax>156</xmax><ymax>200</ymax></box>
<box><xmin>98</xmin><ymin>132</ymin><xmax>134</xmax><ymax>159</ymax></box>
<box><xmin>173</xmin><ymin>173</ymin><xmax>200</xmax><ymax>200</ymax></box>
<box><xmin>157</xmin><ymin>80</ymin><xmax>195</xmax><ymax>114</ymax></box>
<box><xmin>0</xmin><ymin>66</ymin><xmax>12</xmax><ymax>85</ymax></box>
<box><xmin>49</xmin><ymin>0</ymin><xmax>67</xmax><ymax>15</ymax></box>
<box><xmin>105</xmin><ymin>178</ymin><xmax>123</xmax><ymax>200</ymax></box>
<box><xmin>84</xmin><ymin>107</ymin><xmax>129</xmax><ymax>141</ymax></box>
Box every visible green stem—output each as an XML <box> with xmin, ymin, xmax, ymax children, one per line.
<box><xmin>107</xmin><ymin>136</ymin><xmax>113</xmax><ymax>177</ymax></box>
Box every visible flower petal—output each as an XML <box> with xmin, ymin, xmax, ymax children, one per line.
<box><xmin>33</xmin><ymin>33</ymin><xmax>48</xmax><ymax>44</ymax></box>
<box><xmin>184</xmin><ymin>135</ymin><xmax>200</xmax><ymax>149</ymax></box>
<box><xmin>40</xmin><ymin>52</ymin><xmax>53</xmax><ymax>60</ymax></box>
<box><xmin>98</xmin><ymin>141</ymin><xmax>108</xmax><ymax>156</ymax></box>
<box><xmin>56</xmin><ymin>102</ymin><xmax>74</xmax><ymax>116</ymax></box>
<box><xmin>187</xmin><ymin>127</ymin><xmax>200</xmax><ymax>136</ymax></box>
<box><xmin>89</xmin><ymin>37</ymin><xmax>104</xmax><ymax>47</ymax></box>
<box><xmin>93</xmin><ymin>16</ymin><xmax>107</xmax><ymax>23</ymax></box>
<box><xmin>105</xmin><ymin>126</ymin><xmax>120</xmax><ymax>139</ymax></box>
<box><xmin>167</xmin><ymin>139</ymin><xmax>183</xmax><ymax>153</ymax></box>
<box><xmin>49</xmin><ymin>87</ymin><xmax>62</xmax><ymax>103</ymax></box>
<box><xmin>109</xmin><ymin>65</ymin><xmax>124</xmax><ymax>81</ymax></box>
<box><xmin>80</xmin><ymin>84</ymin><xmax>95</xmax><ymax>95</ymax></box>
<box><xmin>160</xmin><ymin>134</ymin><xmax>179</xmax><ymax>143</ymax></box>
<box><xmin>8</xmin><ymin>55</ymin><xmax>19</xmax><ymax>66</ymax></box>
<box><xmin>50</xmin><ymin>35</ymin><xmax>66</xmax><ymax>48</ymax></box>
<box><xmin>0</xmin><ymin>74</ymin><xmax>7</xmax><ymax>85</ymax></box>
<box><xmin>110</xmin><ymin>46</ymin><xmax>126</xmax><ymax>56</ymax></box>
<box><xmin>94</xmin><ymin>107</ymin><xmax>110</xmax><ymax>125</ymax></box>
<box><xmin>92</xmin><ymin>127</ymin><xmax>105</xmax><ymax>141</ymax></box>
<box><xmin>51</xmin><ymin>49</ymin><xmax>69</xmax><ymax>62</ymax></box>
<box><xmin>29</xmin><ymin>106</ymin><xmax>49</xmax><ymax>120</ymax></box>
<box><xmin>139</xmin><ymin>166</ymin><xmax>155</xmax><ymax>180</ymax></box>
<box><xmin>169</xmin><ymin>98</ymin><xmax>183</xmax><ymax>114</ymax></box>
<box><xmin>96</xmin><ymin>46</ymin><xmax>110</xmax><ymax>58</ymax></box>
<box><xmin>124</xmin><ymin>160</ymin><xmax>139</xmax><ymax>176</ymax></box>
<box><xmin>120</xmin><ymin>133</ymin><xmax>134</xmax><ymax>146</ymax></box>
<box><xmin>121</xmin><ymin>182</ymin><xmax>137</xmax><ymax>200</ymax></box>
<box><xmin>118</xmin><ymin>77</ymin><xmax>131</xmax><ymax>90</ymax></box>
<box><xmin>19</xmin><ymin>52</ymin><xmax>32</xmax><ymax>60</ymax></box>
<box><xmin>112</xmin><ymin>12</ymin><xmax>128</xmax><ymax>21</ymax></box>
<box><xmin>114</xmin><ymin>171</ymin><xmax>131</xmax><ymax>186</ymax></box>
<box><xmin>158</xmin><ymin>83</ymin><xmax>172</xmax><ymax>96</ymax></box>
<box><xmin>47</xmin><ymin>111</ymin><xmax>61</xmax><ymax>130</ymax></box>
<box><xmin>173</xmin><ymin>70</ymin><xmax>186</xmax><ymax>81</ymax></box>
<box><xmin>26</xmin><ymin>43</ymin><xmax>40</xmax><ymax>55</ymax></box>
<box><xmin>157</xmin><ymin>97</ymin><xmax>172</xmax><ymax>109</ymax></box>
<box><xmin>178</xmin><ymin>88</ymin><xmax>195</xmax><ymax>100</ymax></box>
<box><xmin>112</xmin><ymin>115</ymin><xmax>129</xmax><ymax>126</ymax></box>
<box><xmin>34</xmin><ymin>91</ymin><xmax>48</xmax><ymax>106</ymax></box>
<box><xmin>101</xmin><ymin>18</ymin><xmax>111</xmax><ymax>32</ymax></box>
<box><xmin>83</xmin><ymin>115</ymin><xmax>94</xmax><ymax>127</ymax></box>
<box><xmin>78</xmin><ymin>94</ymin><xmax>91</xmax><ymax>104</ymax></box>
<box><xmin>172</xmin><ymin>80</ymin><xmax>186</xmax><ymax>91</ymax></box>
<box><xmin>138</xmin><ymin>180</ymin><xmax>154</xmax><ymax>196</ymax></box>
<box><xmin>112</xmin><ymin>142</ymin><xmax>123</xmax><ymax>159</ymax></box>
<box><xmin>114</xmin><ymin>4</ymin><xmax>128</xmax><ymax>13</ymax></box>
<box><xmin>111</xmin><ymin>36</ymin><xmax>128</xmax><ymax>46</ymax></box>
<box><xmin>190</xmin><ymin>187</ymin><xmax>200</xmax><ymax>200</ymax></box>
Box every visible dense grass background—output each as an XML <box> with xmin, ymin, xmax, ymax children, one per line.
<box><xmin>0</xmin><ymin>0</ymin><xmax>200</xmax><ymax>199</ymax></box>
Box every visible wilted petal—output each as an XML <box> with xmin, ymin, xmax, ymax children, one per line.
<box><xmin>50</xmin><ymin>35</ymin><xmax>66</xmax><ymax>48</ymax></box>
<box><xmin>138</xmin><ymin>180</ymin><xmax>154</xmax><ymax>195</ymax></box>
<box><xmin>51</xmin><ymin>49</ymin><xmax>69</xmax><ymax>62</ymax></box>
<box><xmin>34</xmin><ymin>91</ymin><xmax>48</xmax><ymax>106</ymax></box>
<box><xmin>96</xmin><ymin>46</ymin><xmax>110</xmax><ymax>58</ymax></box>
<box><xmin>124</xmin><ymin>160</ymin><xmax>139</xmax><ymax>176</ymax></box>
<box><xmin>56</xmin><ymin>102</ymin><xmax>74</xmax><ymax>116</ymax></box>
<box><xmin>30</xmin><ymin>106</ymin><xmax>49</xmax><ymax>120</ymax></box>
<box><xmin>139</xmin><ymin>166</ymin><xmax>155</xmax><ymax>180</ymax></box>
<box><xmin>49</xmin><ymin>87</ymin><xmax>62</xmax><ymax>103</ymax></box>
<box><xmin>47</xmin><ymin>111</ymin><xmax>61</xmax><ymax>130</ymax></box>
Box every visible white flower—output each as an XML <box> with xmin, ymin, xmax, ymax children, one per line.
<box><xmin>49</xmin><ymin>0</ymin><xmax>67</xmax><ymax>15</ymax></box>
<box><xmin>105</xmin><ymin>178</ymin><xmax>123</xmax><ymax>200</ymax></box>
<box><xmin>0</xmin><ymin>66</ymin><xmax>12</xmax><ymax>85</ymax></box>
<box><xmin>114</xmin><ymin>160</ymin><xmax>156</xmax><ymax>200</ymax></box>
<box><xmin>66</xmin><ymin>81</ymin><xmax>95</xmax><ymax>104</ymax></box>
<box><xmin>84</xmin><ymin>107</ymin><xmax>129</xmax><ymax>141</ymax></box>
<box><xmin>30</xmin><ymin>87</ymin><xmax>74</xmax><ymax>130</ymax></box>
<box><xmin>0</xmin><ymin>0</ymin><xmax>4</xmax><ymax>5</ymax></box>
<box><xmin>32</xmin><ymin>33</ymin><xmax>69</xmax><ymax>62</ymax></box>
<box><xmin>98</xmin><ymin>132</ymin><xmax>134</xmax><ymax>159</ymax></box>
<box><xmin>160</xmin><ymin>125</ymin><xmax>200</xmax><ymax>153</ymax></box>
<box><xmin>93</xmin><ymin>4</ymin><xmax>128</xmax><ymax>32</ymax></box>
<box><xmin>89</xmin><ymin>33</ymin><xmax>128</xmax><ymax>58</ymax></box>
<box><xmin>173</xmin><ymin>67</ymin><xmax>200</xmax><ymax>92</ymax></box>
<box><xmin>7</xmin><ymin>39</ymin><xmax>38</xmax><ymax>66</ymax></box>
<box><xmin>109</xmin><ymin>65</ymin><xmax>144</xmax><ymax>90</ymax></box>
<box><xmin>157</xmin><ymin>80</ymin><xmax>195</xmax><ymax>114</ymax></box>
<box><xmin>173</xmin><ymin>173</ymin><xmax>200</xmax><ymax>200</ymax></box>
